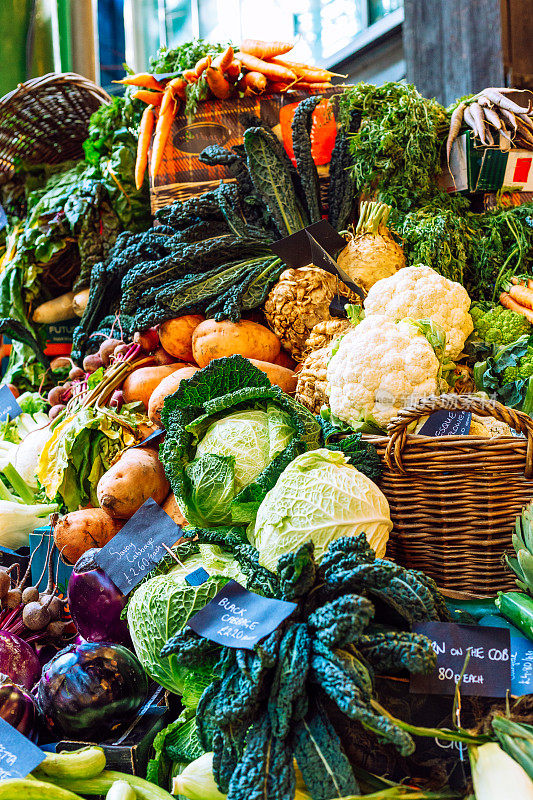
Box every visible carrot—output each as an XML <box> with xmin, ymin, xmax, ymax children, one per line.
<box><xmin>205</xmin><ymin>66</ymin><xmax>232</xmax><ymax>100</ymax></box>
<box><xmin>235</xmin><ymin>52</ymin><xmax>296</xmax><ymax>82</ymax></box>
<box><xmin>212</xmin><ymin>45</ymin><xmax>234</xmax><ymax>72</ymax></box>
<box><xmin>224</xmin><ymin>59</ymin><xmax>241</xmax><ymax>81</ymax></box>
<box><xmin>135</xmin><ymin>106</ymin><xmax>155</xmax><ymax>190</ymax></box>
<box><xmin>114</xmin><ymin>73</ymin><xmax>163</xmax><ymax>91</ymax></box>
<box><xmin>151</xmin><ymin>89</ymin><xmax>176</xmax><ymax>178</ymax></box>
<box><xmin>265</xmin><ymin>81</ymin><xmax>290</xmax><ymax>93</ymax></box>
<box><xmin>132</xmin><ymin>89</ymin><xmax>163</xmax><ymax>106</ymax></box>
<box><xmin>240</xmin><ymin>39</ymin><xmax>293</xmax><ymax>60</ymax></box>
<box><xmin>239</xmin><ymin>71</ymin><xmax>267</xmax><ymax>95</ymax></box>
<box><xmin>511</xmin><ymin>276</ymin><xmax>533</xmax><ymax>290</ymax></box>
<box><xmin>182</xmin><ymin>69</ymin><xmax>198</xmax><ymax>83</ymax></box>
<box><xmin>269</xmin><ymin>59</ymin><xmax>336</xmax><ymax>82</ymax></box>
<box><xmin>270</xmin><ymin>59</ymin><xmax>346</xmax><ymax>79</ymax></box>
<box><xmin>500</xmin><ymin>292</ymin><xmax>533</xmax><ymax>323</ymax></box>
<box><xmin>167</xmin><ymin>76</ymin><xmax>187</xmax><ymax>99</ymax></box>
<box><xmin>506</xmin><ymin>282</ymin><xmax>533</xmax><ymax>310</ymax></box>
<box><xmin>291</xmin><ymin>81</ymin><xmax>333</xmax><ymax>91</ymax></box>
<box><xmin>194</xmin><ymin>55</ymin><xmax>211</xmax><ymax>77</ymax></box>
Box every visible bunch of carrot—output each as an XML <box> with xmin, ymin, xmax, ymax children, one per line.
<box><xmin>501</xmin><ymin>277</ymin><xmax>533</xmax><ymax>323</ymax></box>
<box><xmin>118</xmin><ymin>39</ymin><xmax>343</xmax><ymax>188</ymax></box>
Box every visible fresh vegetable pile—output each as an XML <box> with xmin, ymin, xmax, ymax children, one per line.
<box><xmin>2</xmin><ymin>32</ymin><xmax>533</xmax><ymax>800</ymax></box>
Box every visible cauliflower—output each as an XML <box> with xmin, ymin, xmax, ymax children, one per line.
<box><xmin>470</xmin><ymin>301</ymin><xmax>531</xmax><ymax>347</ymax></box>
<box><xmin>363</xmin><ymin>264</ymin><xmax>473</xmax><ymax>360</ymax></box>
<box><xmin>326</xmin><ymin>315</ymin><xmax>441</xmax><ymax>428</ymax></box>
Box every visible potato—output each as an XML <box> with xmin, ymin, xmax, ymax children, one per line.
<box><xmin>122</xmin><ymin>364</ymin><xmax>185</xmax><ymax>410</ymax></box>
<box><xmin>192</xmin><ymin>319</ymin><xmax>281</xmax><ymax>368</ymax></box>
<box><xmin>162</xmin><ymin>492</ymin><xmax>188</xmax><ymax>527</ymax></box>
<box><xmin>249</xmin><ymin>359</ymin><xmax>296</xmax><ymax>394</ymax></box>
<box><xmin>159</xmin><ymin>315</ymin><xmax>205</xmax><ymax>362</ymax></box>
<box><xmin>148</xmin><ymin>366</ymin><xmax>199</xmax><ymax>426</ymax></box>
<box><xmin>97</xmin><ymin>447</ymin><xmax>170</xmax><ymax>519</ymax></box>
<box><xmin>54</xmin><ymin>508</ymin><xmax>120</xmax><ymax>564</ymax></box>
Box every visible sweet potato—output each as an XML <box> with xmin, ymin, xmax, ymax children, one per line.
<box><xmin>273</xmin><ymin>349</ymin><xmax>297</xmax><ymax>370</ymax></box>
<box><xmin>97</xmin><ymin>447</ymin><xmax>170</xmax><ymax>519</ymax></box>
<box><xmin>162</xmin><ymin>492</ymin><xmax>188</xmax><ymax>526</ymax></box>
<box><xmin>148</xmin><ymin>366</ymin><xmax>199</xmax><ymax>426</ymax></box>
<box><xmin>122</xmin><ymin>363</ymin><xmax>185</xmax><ymax>409</ymax></box>
<box><xmin>249</xmin><ymin>359</ymin><xmax>296</xmax><ymax>394</ymax></box>
<box><xmin>192</xmin><ymin>319</ymin><xmax>281</xmax><ymax>368</ymax></box>
<box><xmin>54</xmin><ymin>508</ymin><xmax>120</xmax><ymax>564</ymax></box>
<box><xmin>159</xmin><ymin>314</ymin><xmax>205</xmax><ymax>361</ymax></box>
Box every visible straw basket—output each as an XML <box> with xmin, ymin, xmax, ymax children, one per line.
<box><xmin>0</xmin><ymin>73</ymin><xmax>111</xmax><ymax>174</ymax></box>
<box><xmin>364</xmin><ymin>394</ymin><xmax>533</xmax><ymax>595</ymax></box>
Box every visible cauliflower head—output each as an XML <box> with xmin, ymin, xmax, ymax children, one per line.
<box><xmin>326</xmin><ymin>315</ymin><xmax>440</xmax><ymax>428</ymax></box>
<box><xmin>364</xmin><ymin>264</ymin><xmax>473</xmax><ymax>360</ymax></box>
<box><xmin>470</xmin><ymin>302</ymin><xmax>531</xmax><ymax>347</ymax></box>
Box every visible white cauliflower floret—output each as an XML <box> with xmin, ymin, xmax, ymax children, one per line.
<box><xmin>327</xmin><ymin>315</ymin><xmax>440</xmax><ymax>428</ymax></box>
<box><xmin>363</xmin><ymin>264</ymin><xmax>473</xmax><ymax>360</ymax></box>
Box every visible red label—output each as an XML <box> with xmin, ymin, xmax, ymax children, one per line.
<box><xmin>513</xmin><ymin>157</ymin><xmax>532</xmax><ymax>184</ymax></box>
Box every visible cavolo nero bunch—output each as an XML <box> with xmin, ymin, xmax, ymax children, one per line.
<box><xmin>161</xmin><ymin>534</ymin><xmax>451</xmax><ymax>800</ymax></box>
<box><xmin>72</xmin><ymin>97</ymin><xmax>358</xmax><ymax>363</ymax></box>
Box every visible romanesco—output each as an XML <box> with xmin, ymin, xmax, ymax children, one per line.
<box><xmin>470</xmin><ymin>302</ymin><xmax>531</xmax><ymax>347</ymax></box>
<box><xmin>503</xmin><ymin>346</ymin><xmax>533</xmax><ymax>384</ymax></box>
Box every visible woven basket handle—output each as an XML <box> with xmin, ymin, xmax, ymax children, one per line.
<box><xmin>385</xmin><ymin>393</ymin><xmax>533</xmax><ymax>477</ymax></box>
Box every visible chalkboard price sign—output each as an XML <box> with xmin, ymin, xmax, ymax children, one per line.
<box><xmin>410</xmin><ymin>621</ymin><xmax>512</xmax><ymax>698</ymax></box>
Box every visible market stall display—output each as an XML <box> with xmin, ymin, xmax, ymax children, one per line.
<box><xmin>0</xmin><ymin>34</ymin><xmax>532</xmax><ymax>800</ymax></box>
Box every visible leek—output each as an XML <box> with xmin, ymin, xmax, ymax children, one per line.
<box><xmin>469</xmin><ymin>742</ymin><xmax>533</xmax><ymax>799</ymax></box>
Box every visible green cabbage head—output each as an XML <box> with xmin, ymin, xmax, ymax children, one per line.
<box><xmin>249</xmin><ymin>448</ymin><xmax>392</xmax><ymax>571</ymax></box>
<box><xmin>127</xmin><ymin>545</ymin><xmax>244</xmax><ymax>694</ymax></box>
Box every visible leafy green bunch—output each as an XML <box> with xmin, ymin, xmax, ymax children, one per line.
<box><xmin>161</xmin><ymin>534</ymin><xmax>451</xmax><ymax>800</ymax></box>
<box><xmin>337</xmin><ymin>82</ymin><xmax>450</xmax><ymax>212</ymax></box>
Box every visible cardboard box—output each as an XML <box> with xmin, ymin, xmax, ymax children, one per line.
<box><xmin>149</xmin><ymin>86</ymin><xmax>346</xmax><ymax>212</ymax></box>
<box><xmin>30</xmin><ymin>526</ymin><xmax>72</xmax><ymax>597</ymax></box>
<box><xmin>441</xmin><ymin>130</ymin><xmax>533</xmax><ymax>194</ymax></box>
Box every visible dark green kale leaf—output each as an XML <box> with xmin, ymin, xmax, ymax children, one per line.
<box><xmin>291</xmin><ymin>96</ymin><xmax>323</xmax><ymax>224</ymax></box>
<box><xmin>292</xmin><ymin>704</ymin><xmax>359</xmax><ymax>800</ymax></box>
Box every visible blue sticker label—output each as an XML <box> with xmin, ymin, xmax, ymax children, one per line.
<box><xmin>0</xmin><ymin>204</ymin><xmax>6</xmax><ymax>231</ymax></box>
<box><xmin>131</xmin><ymin>429</ymin><xmax>164</xmax><ymax>448</ymax></box>
<box><xmin>418</xmin><ymin>410</ymin><xmax>472</xmax><ymax>436</ymax></box>
<box><xmin>0</xmin><ymin>717</ymin><xmax>44</xmax><ymax>778</ymax></box>
<box><xmin>478</xmin><ymin>614</ymin><xmax>533</xmax><ymax>695</ymax></box>
<box><xmin>95</xmin><ymin>498</ymin><xmax>183</xmax><ymax>594</ymax></box>
<box><xmin>188</xmin><ymin>580</ymin><xmax>297</xmax><ymax>650</ymax></box>
<box><xmin>410</xmin><ymin>621</ymin><xmax>511</xmax><ymax>698</ymax></box>
<box><xmin>0</xmin><ymin>385</ymin><xmax>21</xmax><ymax>422</ymax></box>
<box><xmin>186</xmin><ymin>567</ymin><xmax>210</xmax><ymax>586</ymax></box>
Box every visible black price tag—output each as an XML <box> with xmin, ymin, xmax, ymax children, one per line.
<box><xmin>0</xmin><ymin>385</ymin><xmax>21</xmax><ymax>423</ymax></box>
<box><xmin>410</xmin><ymin>622</ymin><xmax>511</xmax><ymax>698</ymax></box>
<box><xmin>418</xmin><ymin>410</ymin><xmax>472</xmax><ymax>436</ymax></box>
<box><xmin>270</xmin><ymin>219</ymin><xmax>364</xmax><ymax>299</ymax></box>
<box><xmin>187</xmin><ymin>580</ymin><xmax>296</xmax><ymax>650</ymax></box>
<box><xmin>186</xmin><ymin>567</ymin><xmax>210</xmax><ymax>586</ymax></box>
<box><xmin>0</xmin><ymin>717</ymin><xmax>44</xmax><ymax>779</ymax></box>
<box><xmin>130</xmin><ymin>429</ymin><xmax>164</xmax><ymax>448</ymax></box>
<box><xmin>95</xmin><ymin>498</ymin><xmax>183</xmax><ymax>594</ymax></box>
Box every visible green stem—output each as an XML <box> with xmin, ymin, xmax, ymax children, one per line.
<box><xmin>2</xmin><ymin>463</ymin><xmax>35</xmax><ymax>504</ymax></box>
<box><xmin>369</xmin><ymin>699</ymin><xmax>491</xmax><ymax>745</ymax></box>
<box><xmin>0</xmin><ymin>475</ymin><xmax>18</xmax><ymax>503</ymax></box>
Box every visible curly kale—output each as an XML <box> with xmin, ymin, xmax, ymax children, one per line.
<box><xmin>318</xmin><ymin>417</ymin><xmax>382</xmax><ymax>483</ymax></box>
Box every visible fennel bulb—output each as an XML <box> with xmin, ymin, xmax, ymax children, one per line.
<box><xmin>469</xmin><ymin>742</ymin><xmax>533</xmax><ymax>799</ymax></box>
<box><xmin>0</xmin><ymin>499</ymin><xmax>59</xmax><ymax>549</ymax></box>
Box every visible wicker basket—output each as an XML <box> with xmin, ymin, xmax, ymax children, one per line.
<box><xmin>0</xmin><ymin>73</ymin><xmax>111</xmax><ymax>174</ymax></box>
<box><xmin>364</xmin><ymin>394</ymin><xmax>533</xmax><ymax>595</ymax></box>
